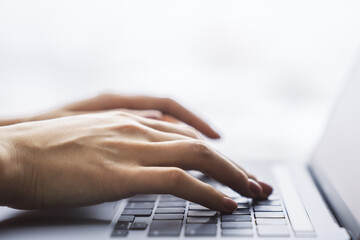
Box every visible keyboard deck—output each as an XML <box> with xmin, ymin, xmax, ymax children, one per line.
<box><xmin>110</xmin><ymin>180</ymin><xmax>316</xmax><ymax>238</ymax></box>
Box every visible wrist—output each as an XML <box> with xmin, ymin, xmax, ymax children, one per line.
<box><xmin>0</xmin><ymin>127</ymin><xmax>18</xmax><ymax>206</ymax></box>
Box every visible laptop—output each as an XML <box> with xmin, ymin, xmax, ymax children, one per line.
<box><xmin>1</xmin><ymin>61</ymin><xmax>360</xmax><ymax>240</ymax></box>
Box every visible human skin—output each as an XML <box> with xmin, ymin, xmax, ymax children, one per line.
<box><xmin>0</xmin><ymin>94</ymin><xmax>272</xmax><ymax>212</ymax></box>
<box><xmin>0</xmin><ymin>93</ymin><xmax>220</xmax><ymax>138</ymax></box>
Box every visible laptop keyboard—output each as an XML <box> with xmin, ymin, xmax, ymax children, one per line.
<box><xmin>110</xmin><ymin>180</ymin><xmax>315</xmax><ymax>238</ymax></box>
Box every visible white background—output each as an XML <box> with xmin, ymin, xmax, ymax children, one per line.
<box><xmin>1</xmin><ymin>0</ymin><xmax>360</xmax><ymax>163</ymax></box>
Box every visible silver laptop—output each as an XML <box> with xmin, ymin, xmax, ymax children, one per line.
<box><xmin>1</xmin><ymin>61</ymin><xmax>360</xmax><ymax>240</ymax></box>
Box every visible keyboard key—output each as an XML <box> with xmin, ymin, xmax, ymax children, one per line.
<box><xmin>222</xmin><ymin>229</ymin><xmax>253</xmax><ymax>237</ymax></box>
<box><xmin>186</xmin><ymin>217</ymin><xmax>217</xmax><ymax>224</ymax></box>
<box><xmin>157</xmin><ymin>202</ymin><xmax>186</xmax><ymax>208</ymax></box>
<box><xmin>130</xmin><ymin>222</ymin><xmax>147</xmax><ymax>230</ymax></box>
<box><xmin>122</xmin><ymin>209</ymin><xmax>152</xmax><ymax>216</ymax></box>
<box><xmin>114</xmin><ymin>222</ymin><xmax>130</xmax><ymax>230</ymax></box>
<box><xmin>221</xmin><ymin>222</ymin><xmax>252</xmax><ymax>229</ymax></box>
<box><xmin>237</xmin><ymin>203</ymin><xmax>250</xmax><ymax>209</ymax></box>
<box><xmin>231</xmin><ymin>209</ymin><xmax>251</xmax><ymax>215</ymax></box>
<box><xmin>257</xmin><ymin>225</ymin><xmax>290</xmax><ymax>237</ymax></box>
<box><xmin>148</xmin><ymin>220</ymin><xmax>182</xmax><ymax>236</ymax></box>
<box><xmin>118</xmin><ymin>215</ymin><xmax>135</xmax><ymax>222</ymax></box>
<box><xmin>267</xmin><ymin>195</ymin><xmax>280</xmax><ymax>200</ymax></box>
<box><xmin>155</xmin><ymin>208</ymin><xmax>185</xmax><ymax>214</ymax></box>
<box><xmin>254</xmin><ymin>200</ymin><xmax>281</xmax><ymax>206</ymax></box>
<box><xmin>235</xmin><ymin>198</ymin><xmax>250</xmax><ymax>204</ymax></box>
<box><xmin>254</xmin><ymin>206</ymin><xmax>283</xmax><ymax>212</ymax></box>
<box><xmin>221</xmin><ymin>215</ymin><xmax>251</xmax><ymax>222</ymax></box>
<box><xmin>153</xmin><ymin>214</ymin><xmax>184</xmax><ymax>220</ymax></box>
<box><xmin>220</xmin><ymin>190</ymin><xmax>239</xmax><ymax>199</ymax></box>
<box><xmin>256</xmin><ymin>219</ymin><xmax>287</xmax><ymax>225</ymax></box>
<box><xmin>185</xmin><ymin>224</ymin><xmax>217</xmax><ymax>236</ymax></box>
<box><xmin>125</xmin><ymin>202</ymin><xmax>154</xmax><ymax>209</ymax></box>
<box><xmin>128</xmin><ymin>195</ymin><xmax>157</xmax><ymax>202</ymax></box>
<box><xmin>111</xmin><ymin>229</ymin><xmax>128</xmax><ymax>237</ymax></box>
<box><xmin>159</xmin><ymin>195</ymin><xmax>184</xmax><ymax>202</ymax></box>
<box><xmin>255</xmin><ymin>212</ymin><xmax>284</xmax><ymax>218</ymax></box>
<box><xmin>189</xmin><ymin>204</ymin><xmax>210</xmax><ymax>210</ymax></box>
<box><xmin>188</xmin><ymin>210</ymin><xmax>217</xmax><ymax>217</ymax></box>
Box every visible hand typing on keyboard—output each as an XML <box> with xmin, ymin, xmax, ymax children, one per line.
<box><xmin>0</xmin><ymin>94</ymin><xmax>272</xmax><ymax>212</ymax></box>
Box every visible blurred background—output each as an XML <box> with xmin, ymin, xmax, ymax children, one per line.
<box><xmin>1</xmin><ymin>0</ymin><xmax>360</xmax><ymax>163</ymax></box>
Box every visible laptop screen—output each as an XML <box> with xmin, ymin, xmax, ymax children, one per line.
<box><xmin>311</xmin><ymin>59</ymin><xmax>360</xmax><ymax>239</ymax></box>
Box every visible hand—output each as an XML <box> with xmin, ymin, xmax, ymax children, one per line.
<box><xmin>0</xmin><ymin>93</ymin><xmax>220</xmax><ymax>139</ymax></box>
<box><xmin>0</xmin><ymin>111</ymin><xmax>272</xmax><ymax>211</ymax></box>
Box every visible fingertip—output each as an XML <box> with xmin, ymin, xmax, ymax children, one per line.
<box><xmin>248</xmin><ymin>179</ymin><xmax>263</xmax><ymax>197</ymax></box>
<box><xmin>222</xmin><ymin>196</ymin><xmax>238</xmax><ymax>212</ymax></box>
<box><xmin>258</xmin><ymin>181</ymin><xmax>273</xmax><ymax>196</ymax></box>
<box><xmin>206</xmin><ymin>130</ymin><xmax>221</xmax><ymax>139</ymax></box>
<box><xmin>213</xmin><ymin>132</ymin><xmax>221</xmax><ymax>139</ymax></box>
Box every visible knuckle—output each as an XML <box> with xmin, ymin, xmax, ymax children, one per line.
<box><xmin>161</xmin><ymin>97</ymin><xmax>177</xmax><ymax>108</ymax></box>
<box><xmin>162</xmin><ymin>97</ymin><xmax>173</xmax><ymax>103</ymax></box>
<box><xmin>190</xmin><ymin>140</ymin><xmax>212</xmax><ymax>159</ymax></box>
<box><xmin>166</xmin><ymin>168</ymin><xmax>186</xmax><ymax>186</ymax></box>
<box><xmin>235</xmin><ymin>170</ymin><xmax>249</xmax><ymax>186</ymax></box>
<box><xmin>248</xmin><ymin>172</ymin><xmax>257</xmax><ymax>180</ymax></box>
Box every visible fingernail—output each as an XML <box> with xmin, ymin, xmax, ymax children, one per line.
<box><xmin>222</xmin><ymin>196</ymin><xmax>238</xmax><ymax>212</ymax></box>
<box><xmin>249</xmin><ymin>179</ymin><xmax>263</xmax><ymax>196</ymax></box>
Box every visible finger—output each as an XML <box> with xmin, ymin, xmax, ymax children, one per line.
<box><xmin>229</xmin><ymin>159</ymin><xmax>273</xmax><ymax>197</ymax></box>
<box><xmin>213</xmin><ymin>149</ymin><xmax>273</xmax><ymax>198</ymax></box>
<box><xmin>132</xmin><ymin>140</ymin><xmax>268</xmax><ymax>199</ymax></box>
<box><xmin>257</xmin><ymin>181</ymin><xmax>273</xmax><ymax>197</ymax></box>
<box><xmin>62</xmin><ymin>108</ymin><xmax>164</xmax><ymax>120</ymax></box>
<box><xmin>161</xmin><ymin>114</ymin><xmax>180</xmax><ymax>123</ymax></box>
<box><xmin>132</xmin><ymin>115</ymin><xmax>204</xmax><ymax>140</ymax></box>
<box><xmin>104</xmin><ymin>111</ymin><xmax>194</xmax><ymax>142</ymax></box>
<box><xmin>130</xmin><ymin>124</ymin><xmax>193</xmax><ymax>142</ymax></box>
<box><xmin>128</xmin><ymin>167</ymin><xmax>238</xmax><ymax>212</ymax></box>
<box><xmin>115</xmin><ymin>109</ymin><xmax>164</xmax><ymax>120</ymax></box>
<box><xmin>66</xmin><ymin>94</ymin><xmax>220</xmax><ymax>139</ymax></box>
<box><xmin>122</xmin><ymin>96</ymin><xmax>220</xmax><ymax>139</ymax></box>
